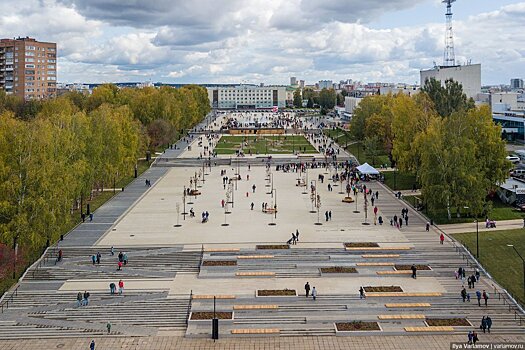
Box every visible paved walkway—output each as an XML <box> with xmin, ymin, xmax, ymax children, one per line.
<box><xmin>1</xmin><ymin>334</ymin><xmax>523</xmax><ymax>350</ymax></box>
<box><xmin>439</xmin><ymin>219</ymin><xmax>525</xmax><ymax>234</ymax></box>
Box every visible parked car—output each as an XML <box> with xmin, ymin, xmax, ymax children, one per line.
<box><xmin>507</xmin><ymin>155</ymin><xmax>520</xmax><ymax>164</ymax></box>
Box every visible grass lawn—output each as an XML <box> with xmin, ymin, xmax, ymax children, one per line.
<box><xmin>382</xmin><ymin>171</ymin><xmax>418</xmax><ymax>191</ymax></box>
<box><xmin>215</xmin><ymin>135</ymin><xmax>317</xmax><ymax>155</ymax></box>
<box><xmin>453</xmin><ymin>229</ymin><xmax>525</xmax><ymax>306</ymax></box>
<box><xmin>345</xmin><ymin>142</ymin><xmax>390</xmax><ymax>168</ymax></box>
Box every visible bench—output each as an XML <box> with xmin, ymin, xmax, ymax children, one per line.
<box><xmin>237</xmin><ymin>255</ymin><xmax>274</xmax><ymax>259</ymax></box>
<box><xmin>378</xmin><ymin>314</ymin><xmax>426</xmax><ymax>320</ymax></box>
<box><xmin>345</xmin><ymin>247</ymin><xmax>412</xmax><ymax>251</ymax></box>
<box><xmin>233</xmin><ymin>305</ymin><xmax>278</xmax><ymax>310</ymax></box>
<box><xmin>235</xmin><ymin>272</ymin><xmax>275</xmax><ymax>277</ymax></box>
<box><xmin>231</xmin><ymin>328</ymin><xmax>280</xmax><ymax>334</ymax></box>
<box><xmin>376</xmin><ymin>270</ymin><xmax>412</xmax><ymax>275</ymax></box>
<box><xmin>368</xmin><ymin>293</ymin><xmax>442</xmax><ymax>297</ymax></box>
<box><xmin>356</xmin><ymin>262</ymin><xmax>395</xmax><ymax>266</ymax></box>
<box><xmin>193</xmin><ymin>295</ymin><xmax>236</xmax><ymax>300</ymax></box>
<box><xmin>405</xmin><ymin>326</ymin><xmax>454</xmax><ymax>332</ymax></box>
<box><xmin>385</xmin><ymin>303</ymin><xmax>431</xmax><ymax>308</ymax></box>
<box><xmin>203</xmin><ymin>248</ymin><xmax>240</xmax><ymax>252</ymax></box>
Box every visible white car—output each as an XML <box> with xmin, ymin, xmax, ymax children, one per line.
<box><xmin>507</xmin><ymin>155</ymin><xmax>520</xmax><ymax>164</ymax></box>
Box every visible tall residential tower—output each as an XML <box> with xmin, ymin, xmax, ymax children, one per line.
<box><xmin>0</xmin><ymin>37</ymin><xmax>57</xmax><ymax>100</ymax></box>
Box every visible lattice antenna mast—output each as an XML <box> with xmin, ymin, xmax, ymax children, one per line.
<box><xmin>443</xmin><ymin>0</ymin><xmax>456</xmax><ymax>66</ymax></box>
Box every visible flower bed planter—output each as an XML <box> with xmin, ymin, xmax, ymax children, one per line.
<box><xmin>190</xmin><ymin>312</ymin><xmax>233</xmax><ymax>320</ymax></box>
<box><xmin>335</xmin><ymin>321</ymin><xmax>381</xmax><ymax>332</ymax></box>
<box><xmin>425</xmin><ymin>318</ymin><xmax>472</xmax><ymax>327</ymax></box>
<box><xmin>363</xmin><ymin>286</ymin><xmax>403</xmax><ymax>293</ymax></box>
<box><xmin>257</xmin><ymin>289</ymin><xmax>297</xmax><ymax>297</ymax></box>
<box><xmin>320</xmin><ymin>267</ymin><xmax>357</xmax><ymax>273</ymax></box>
<box><xmin>344</xmin><ymin>242</ymin><xmax>379</xmax><ymax>248</ymax></box>
<box><xmin>202</xmin><ymin>260</ymin><xmax>237</xmax><ymax>266</ymax></box>
<box><xmin>256</xmin><ymin>245</ymin><xmax>289</xmax><ymax>250</ymax></box>
<box><xmin>395</xmin><ymin>264</ymin><xmax>431</xmax><ymax>271</ymax></box>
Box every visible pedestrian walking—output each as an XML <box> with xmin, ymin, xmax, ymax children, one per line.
<box><xmin>329</xmin><ymin>211</ymin><xmax>332</xmax><ymax>220</ymax></box>
<box><xmin>359</xmin><ymin>286</ymin><xmax>365</xmax><ymax>299</ymax></box>
<box><xmin>468</xmin><ymin>331</ymin><xmax>473</xmax><ymax>345</ymax></box>
<box><xmin>90</xmin><ymin>340</ymin><xmax>95</xmax><ymax>350</ymax></box>
<box><xmin>461</xmin><ymin>287</ymin><xmax>467</xmax><ymax>302</ymax></box>
<box><xmin>405</xmin><ymin>214</ymin><xmax>409</xmax><ymax>226</ymax></box>
<box><xmin>482</xmin><ymin>290</ymin><xmax>489</xmax><ymax>306</ymax></box>
<box><xmin>375</xmin><ymin>191</ymin><xmax>379</xmax><ymax>200</ymax></box>
<box><xmin>296</xmin><ymin>229</ymin><xmax>300</xmax><ymax>241</ymax></box>
<box><xmin>325</xmin><ymin>211</ymin><xmax>329</xmax><ymax>221</ymax></box>
<box><xmin>89</xmin><ymin>213</ymin><xmax>94</xmax><ymax>221</ymax></box>
<box><xmin>292</xmin><ymin>233</ymin><xmax>297</xmax><ymax>245</ymax></box>
<box><xmin>252</xmin><ymin>184</ymin><xmax>256</xmax><ymax>193</ymax></box>
<box><xmin>117</xmin><ymin>260</ymin><xmax>122</xmax><ymax>271</ymax></box>
<box><xmin>472</xmin><ymin>331</ymin><xmax>479</xmax><ymax>344</ymax></box>
<box><xmin>76</xmin><ymin>291</ymin><xmax>82</xmax><ymax>307</ymax></box>
<box><xmin>107</xmin><ymin>321</ymin><xmax>111</xmax><ymax>334</ymax></box>
<box><xmin>91</xmin><ymin>254</ymin><xmax>96</xmax><ymax>265</ymax></box>
<box><xmin>440</xmin><ymin>233</ymin><xmax>444</xmax><ymax>244</ymax></box>
<box><xmin>426</xmin><ymin>222</ymin><xmax>430</xmax><ymax>232</ymax></box>
<box><xmin>118</xmin><ymin>279</ymin><xmax>124</xmax><ymax>295</ymax></box>
<box><xmin>481</xmin><ymin>316</ymin><xmax>487</xmax><ymax>333</ymax></box>
<box><xmin>398</xmin><ymin>217</ymin><xmax>403</xmax><ymax>228</ymax></box>
<box><xmin>96</xmin><ymin>252</ymin><xmax>101</xmax><ymax>264</ymax></box>
<box><xmin>305</xmin><ymin>282</ymin><xmax>310</xmax><ymax>297</ymax></box>
<box><xmin>476</xmin><ymin>290</ymin><xmax>482</xmax><ymax>306</ymax></box>
<box><xmin>486</xmin><ymin>316</ymin><xmax>492</xmax><ymax>333</ymax></box>
<box><xmin>411</xmin><ymin>264</ymin><xmax>417</xmax><ymax>279</ymax></box>
<box><xmin>250</xmin><ymin>202</ymin><xmax>254</xmax><ymax>210</ymax></box>
<box><xmin>83</xmin><ymin>291</ymin><xmax>90</xmax><ymax>306</ymax></box>
<box><xmin>110</xmin><ymin>282</ymin><xmax>116</xmax><ymax>295</ymax></box>
<box><xmin>110</xmin><ymin>246</ymin><xmax>114</xmax><ymax>256</ymax></box>
<box><xmin>311</xmin><ymin>287</ymin><xmax>317</xmax><ymax>301</ymax></box>
<box><xmin>475</xmin><ymin>268</ymin><xmax>480</xmax><ymax>282</ymax></box>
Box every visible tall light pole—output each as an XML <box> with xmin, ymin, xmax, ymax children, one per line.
<box><xmin>507</xmin><ymin>244</ymin><xmax>525</xmax><ymax>302</ymax></box>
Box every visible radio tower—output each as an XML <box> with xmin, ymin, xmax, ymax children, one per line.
<box><xmin>442</xmin><ymin>0</ymin><xmax>456</xmax><ymax>66</ymax></box>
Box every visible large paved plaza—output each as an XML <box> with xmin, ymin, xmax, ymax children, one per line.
<box><xmin>0</xmin><ymin>113</ymin><xmax>524</xmax><ymax>349</ymax></box>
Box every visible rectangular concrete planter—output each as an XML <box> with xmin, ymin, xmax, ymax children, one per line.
<box><xmin>189</xmin><ymin>311</ymin><xmax>235</xmax><ymax>325</ymax></box>
<box><xmin>334</xmin><ymin>322</ymin><xmax>383</xmax><ymax>336</ymax></box>
<box><xmin>424</xmin><ymin>318</ymin><xmax>472</xmax><ymax>327</ymax></box>
<box><xmin>256</xmin><ymin>289</ymin><xmax>297</xmax><ymax>297</ymax></box>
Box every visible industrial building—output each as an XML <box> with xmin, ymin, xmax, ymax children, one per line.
<box><xmin>420</xmin><ymin>63</ymin><xmax>481</xmax><ymax>99</ymax></box>
<box><xmin>0</xmin><ymin>37</ymin><xmax>57</xmax><ymax>100</ymax></box>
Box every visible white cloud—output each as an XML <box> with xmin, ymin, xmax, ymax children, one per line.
<box><xmin>1</xmin><ymin>0</ymin><xmax>523</xmax><ymax>84</ymax></box>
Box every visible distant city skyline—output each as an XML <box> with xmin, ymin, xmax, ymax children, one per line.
<box><xmin>1</xmin><ymin>0</ymin><xmax>524</xmax><ymax>85</ymax></box>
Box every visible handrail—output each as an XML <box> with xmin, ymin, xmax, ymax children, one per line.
<box><xmin>198</xmin><ymin>244</ymin><xmax>204</xmax><ymax>274</ymax></box>
<box><xmin>0</xmin><ymin>284</ymin><xmax>19</xmax><ymax>313</ymax></box>
<box><xmin>399</xmin><ymin>193</ymin><xmax>525</xmax><ymax>319</ymax></box>
<box><xmin>186</xmin><ymin>290</ymin><xmax>193</xmax><ymax>326</ymax></box>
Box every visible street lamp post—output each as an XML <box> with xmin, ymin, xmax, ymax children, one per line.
<box><xmin>507</xmin><ymin>244</ymin><xmax>525</xmax><ymax>302</ymax></box>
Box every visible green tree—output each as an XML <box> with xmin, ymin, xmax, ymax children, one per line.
<box><xmin>419</xmin><ymin>106</ymin><xmax>509</xmax><ymax>219</ymax></box>
<box><xmin>363</xmin><ymin>135</ymin><xmax>382</xmax><ymax>166</ymax></box>
<box><xmin>293</xmin><ymin>89</ymin><xmax>302</xmax><ymax>108</ymax></box>
<box><xmin>421</xmin><ymin>78</ymin><xmax>475</xmax><ymax>118</ymax></box>
<box><xmin>319</xmin><ymin>88</ymin><xmax>336</xmax><ymax>110</ymax></box>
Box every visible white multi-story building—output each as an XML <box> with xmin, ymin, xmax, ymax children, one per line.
<box><xmin>207</xmin><ymin>85</ymin><xmax>287</xmax><ymax>110</ymax></box>
<box><xmin>318</xmin><ymin>80</ymin><xmax>333</xmax><ymax>90</ymax></box>
<box><xmin>420</xmin><ymin>63</ymin><xmax>481</xmax><ymax>99</ymax></box>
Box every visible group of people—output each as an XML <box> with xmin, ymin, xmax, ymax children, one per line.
<box><xmin>287</xmin><ymin>230</ymin><xmax>300</xmax><ymax>245</ymax></box>
<box><xmin>304</xmin><ymin>282</ymin><xmax>318</xmax><ymax>300</ymax></box>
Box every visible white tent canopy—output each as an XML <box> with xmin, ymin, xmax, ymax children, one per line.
<box><xmin>356</xmin><ymin>163</ymin><xmax>380</xmax><ymax>175</ymax></box>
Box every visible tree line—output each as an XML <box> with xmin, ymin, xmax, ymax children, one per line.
<box><xmin>349</xmin><ymin>78</ymin><xmax>508</xmax><ymax>219</ymax></box>
<box><xmin>0</xmin><ymin>84</ymin><xmax>210</xmax><ymax>271</ymax></box>
<box><xmin>293</xmin><ymin>87</ymin><xmax>344</xmax><ymax>113</ymax></box>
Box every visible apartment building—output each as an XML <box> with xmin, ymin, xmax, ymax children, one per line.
<box><xmin>0</xmin><ymin>37</ymin><xmax>57</xmax><ymax>100</ymax></box>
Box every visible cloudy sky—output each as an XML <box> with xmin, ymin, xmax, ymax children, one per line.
<box><xmin>1</xmin><ymin>0</ymin><xmax>523</xmax><ymax>85</ymax></box>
